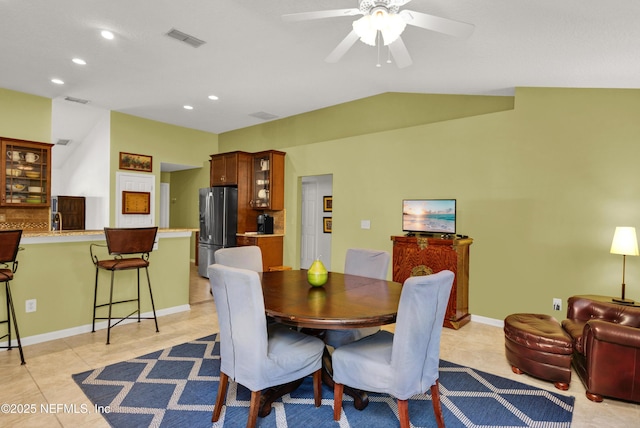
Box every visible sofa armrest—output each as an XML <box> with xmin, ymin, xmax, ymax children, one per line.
<box><xmin>585</xmin><ymin>319</ymin><xmax>640</xmax><ymax>349</ymax></box>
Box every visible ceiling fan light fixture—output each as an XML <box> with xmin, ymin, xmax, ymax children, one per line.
<box><xmin>353</xmin><ymin>7</ymin><xmax>406</xmax><ymax>47</ymax></box>
<box><xmin>353</xmin><ymin>15</ymin><xmax>377</xmax><ymax>46</ymax></box>
<box><xmin>380</xmin><ymin>13</ymin><xmax>405</xmax><ymax>45</ymax></box>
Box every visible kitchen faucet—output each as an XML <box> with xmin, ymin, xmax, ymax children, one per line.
<box><xmin>54</xmin><ymin>212</ymin><xmax>62</xmax><ymax>231</ymax></box>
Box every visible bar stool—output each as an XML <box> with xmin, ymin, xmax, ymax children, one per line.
<box><xmin>90</xmin><ymin>227</ymin><xmax>159</xmax><ymax>344</ymax></box>
<box><xmin>0</xmin><ymin>229</ymin><xmax>25</xmax><ymax>364</ymax></box>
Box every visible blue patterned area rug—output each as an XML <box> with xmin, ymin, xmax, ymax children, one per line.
<box><xmin>73</xmin><ymin>334</ymin><xmax>574</xmax><ymax>427</ymax></box>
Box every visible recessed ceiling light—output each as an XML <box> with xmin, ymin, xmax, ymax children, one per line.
<box><xmin>101</xmin><ymin>30</ymin><xmax>114</xmax><ymax>40</ymax></box>
<box><xmin>183</xmin><ymin>105</ymin><xmax>194</xmax><ymax>110</ymax></box>
<box><xmin>72</xmin><ymin>58</ymin><xmax>87</xmax><ymax>65</ymax></box>
<box><xmin>208</xmin><ymin>95</ymin><xmax>219</xmax><ymax>101</ymax></box>
<box><xmin>51</xmin><ymin>78</ymin><xmax>64</xmax><ymax>85</ymax></box>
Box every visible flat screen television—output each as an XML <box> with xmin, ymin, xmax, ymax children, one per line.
<box><xmin>402</xmin><ymin>199</ymin><xmax>456</xmax><ymax>235</ymax></box>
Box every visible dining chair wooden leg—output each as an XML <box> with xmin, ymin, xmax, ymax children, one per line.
<box><xmin>398</xmin><ymin>399</ymin><xmax>410</xmax><ymax>428</ymax></box>
<box><xmin>212</xmin><ymin>372</ymin><xmax>229</xmax><ymax>422</ymax></box>
<box><xmin>313</xmin><ymin>369</ymin><xmax>322</xmax><ymax>407</ymax></box>
<box><xmin>333</xmin><ymin>383</ymin><xmax>344</xmax><ymax>421</ymax></box>
<box><xmin>247</xmin><ymin>390</ymin><xmax>262</xmax><ymax>428</ymax></box>
<box><xmin>431</xmin><ymin>380</ymin><xmax>445</xmax><ymax>428</ymax></box>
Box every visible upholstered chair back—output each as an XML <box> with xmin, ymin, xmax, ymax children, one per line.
<box><xmin>208</xmin><ymin>264</ymin><xmax>268</xmax><ymax>390</ymax></box>
<box><xmin>214</xmin><ymin>245</ymin><xmax>263</xmax><ymax>272</ymax></box>
<box><xmin>390</xmin><ymin>270</ymin><xmax>454</xmax><ymax>399</ymax></box>
<box><xmin>344</xmin><ymin>248</ymin><xmax>390</xmax><ymax>279</ymax></box>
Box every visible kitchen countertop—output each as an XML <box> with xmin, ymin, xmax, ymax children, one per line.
<box><xmin>22</xmin><ymin>228</ymin><xmax>196</xmax><ymax>244</ymax></box>
<box><xmin>236</xmin><ymin>232</ymin><xmax>284</xmax><ymax>237</ymax></box>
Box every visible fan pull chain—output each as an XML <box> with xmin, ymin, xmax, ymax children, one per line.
<box><xmin>387</xmin><ymin>46</ymin><xmax>392</xmax><ymax>64</ymax></box>
<box><xmin>376</xmin><ymin>31</ymin><xmax>382</xmax><ymax>67</ymax></box>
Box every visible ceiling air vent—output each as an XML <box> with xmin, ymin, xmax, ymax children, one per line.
<box><xmin>56</xmin><ymin>139</ymin><xmax>72</xmax><ymax>146</ymax></box>
<box><xmin>249</xmin><ymin>111</ymin><xmax>279</xmax><ymax>121</ymax></box>
<box><xmin>165</xmin><ymin>28</ymin><xmax>206</xmax><ymax>48</ymax></box>
<box><xmin>64</xmin><ymin>96</ymin><xmax>89</xmax><ymax>104</ymax></box>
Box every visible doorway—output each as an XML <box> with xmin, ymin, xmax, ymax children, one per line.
<box><xmin>300</xmin><ymin>174</ymin><xmax>333</xmax><ymax>270</ymax></box>
<box><xmin>160</xmin><ymin>183</ymin><xmax>170</xmax><ymax>228</ymax></box>
<box><xmin>115</xmin><ymin>171</ymin><xmax>155</xmax><ymax>227</ymax></box>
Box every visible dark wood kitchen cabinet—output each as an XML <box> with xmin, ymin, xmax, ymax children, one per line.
<box><xmin>250</xmin><ymin>150</ymin><xmax>285</xmax><ymax>211</ymax></box>
<box><xmin>1</xmin><ymin>137</ymin><xmax>52</xmax><ymax>208</ymax></box>
<box><xmin>210</xmin><ymin>151</ymin><xmax>251</xmax><ymax>186</ymax></box>
<box><xmin>236</xmin><ymin>234</ymin><xmax>283</xmax><ymax>271</ymax></box>
<box><xmin>56</xmin><ymin>196</ymin><xmax>86</xmax><ymax>230</ymax></box>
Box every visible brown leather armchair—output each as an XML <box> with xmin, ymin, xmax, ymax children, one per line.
<box><xmin>561</xmin><ymin>296</ymin><xmax>640</xmax><ymax>403</ymax></box>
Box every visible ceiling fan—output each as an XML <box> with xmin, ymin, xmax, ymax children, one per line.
<box><xmin>282</xmin><ymin>0</ymin><xmax>474</xmax><ymax>68</ymax></box>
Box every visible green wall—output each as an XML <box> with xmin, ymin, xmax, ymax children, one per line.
<box><xmin>0</xmin><ymin>88</ymin><xmax>51</xmax><ymax>142</ymax></box>
<box><xmin>219</xmin><ymin>88</ymin><xmax>640</xmax><ymax>321</ymax></box>
<box><xmin>109</xmin><ymin>112</ymin><xmax>217</xmax><ymax>257</ymax></box>
<box><xmin>221</xmin><ymin>92</ymin><xmax>514</xmax><ymax>151</ymax></box>
<box><xmin>109</xmin><ymin>111</ymin><xmax>216</xmax><ymax>227</ymax></box>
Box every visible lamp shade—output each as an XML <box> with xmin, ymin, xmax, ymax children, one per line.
<box><xmin>610</xmin><ymin>227</ymin><xmax>640</xmax><ymax>256</ymax></box>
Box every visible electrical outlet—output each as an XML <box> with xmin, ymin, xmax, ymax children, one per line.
<box><xmin>553</xmin><ymin>298</ymin><xmax>562</xmax><ymax>311</ymax></box>
<box><xmin>25</xmin><ymin>299</ymin><xmax>37</xmax><ymax>313</ymax></box>
<box><xmin>0</xmin><ymin>214</ymin><xmax>6</xmax><ymax>222</ymax></box>
<box><xmin>361</xmin><ymin>220</ymin><xmax>371</xmax><ymax>229</ymax></box>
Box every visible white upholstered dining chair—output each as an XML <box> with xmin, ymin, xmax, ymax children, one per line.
<box><xmin>208</xmin><ymin>264</ymin><xmax>325</xmax><ymax>428</ymax></box>
<box><xmin>324</xmin><ymin>248</ymin><xmax>390</xmax><ymax>348</ymax></box>
<box><xmin>214</xmin><ymin>245</ymin><xmax>263</xmax><ymax>272</ymax></box>
<box><xmin>332</xmin><ymin>270</ymin><xmax>455</xmax><ymax>428</ymax></box>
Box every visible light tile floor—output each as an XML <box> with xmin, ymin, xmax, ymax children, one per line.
<box><xmin>1</xmin><ymin>264</ymin><xmax>638</xmax><ymax>427</ymax></box>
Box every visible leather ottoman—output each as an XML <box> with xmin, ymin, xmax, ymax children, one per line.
<box><xmin>504</xmin><ymin>313</ymin><xmax>573</xmax><ymax>390</ymax></box>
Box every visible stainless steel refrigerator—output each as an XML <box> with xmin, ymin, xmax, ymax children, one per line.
<box><xmin>198</xmin><ymin>187</ymin><xmax>238</xmax><ymax>277</ymax></box>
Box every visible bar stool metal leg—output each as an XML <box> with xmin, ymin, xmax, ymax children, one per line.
<box><xmin>4</xmin><ymin>281</ymin><xmax>25</xmax><ymax>364</ymax></box>
<box><xmin>92</xmin><ymin>267</ymin><xmax>99</xmax><ymax>333</ymax></box>
<box><xmin>106</xmin><ymin>271</ymin><xmax>116</xmax><ymax>345</ymax></box>
<box><xmin>145</xmin><ymin>267</ymin><xmax>159</xmax><ymax>332</ymax></box>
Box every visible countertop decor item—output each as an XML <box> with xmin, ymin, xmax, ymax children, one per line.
<box><xmin>307</xmin><ymin>258</ymin><xmax>328</xmax><ymax>287</ymax></box>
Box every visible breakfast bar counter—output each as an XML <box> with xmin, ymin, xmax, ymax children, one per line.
<box><xmin>12</xmin><ymin>228</ymin><xmax>195</xmax><ymax>346</ymax></box>
<box><xmin>22</xmin><ymin>228</ymin><xmax>195</xmax><ymax>244</ymax></box>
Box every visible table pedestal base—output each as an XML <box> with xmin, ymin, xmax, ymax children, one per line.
<box><xmin>258</xmin><ymin>378</ymin><xmax>305</xmax><ymax>417</ymax></box>
<box><xmin>321</xmin><ymin>346</ymin><xmax>369</xmax><ymax>410</ymax></box>
<box><xmin>257</xmin><ymin>347</ymin><xmax>370</xmax><ymax>417</ymax></box>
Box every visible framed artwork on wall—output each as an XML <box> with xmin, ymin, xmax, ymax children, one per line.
<box><xmin>323</xmin><ymin>217</ymin><xmax>332</xmax><ymax>233</ymax></box>
<box><xmin>119</xmin><ymin>152</ymin><xmax>153</xmax><ymax>172</ymax></box>
<box><xmin>323</xmin><ymin>196</ymin><xmax>332</xmax><ymax>212</ymax></box>
<box><xmin>122</xmin><ymin>191</ymin><xmax>151</xmax><ymax>215</ymax></box>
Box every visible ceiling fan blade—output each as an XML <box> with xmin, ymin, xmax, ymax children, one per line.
<box><xmin>388</xmin><ymin>37</ymin><xmax>413</xmax><ymax>68</ymax></box>
<box><xmin>325</xmin><ymin>30</ymin><xmax>361</xmax><ymax>63</ymax></box>
<box><xmin>400</xmin><ymin>10</ymin><xmax>475</xmax><ymax>38</ymax></box>
<box><xmin>282</xmin><ymin>8</ymin><xmax>361</xmax><ymax>22</ymax></box>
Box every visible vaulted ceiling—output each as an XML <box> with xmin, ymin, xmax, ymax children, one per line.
<box><xmin>2</xmin><ymin>0</ymin><xmax>639</xmax><ymax>141</ymax></box>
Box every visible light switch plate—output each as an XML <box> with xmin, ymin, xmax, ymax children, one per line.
<box><xmin>361</xmin><ymin>220</ymin><xmax>371</xmax><ymax>229</ymax></box>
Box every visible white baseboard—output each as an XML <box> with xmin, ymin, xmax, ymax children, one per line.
<box><xmin>470</xmin><ymin>314</ymin><xmax>504</xmax><ymax>328</ymax></box>
<box><xmin>0</xmin><ymin>304</ymin><xmax>191</xmax><ymax>349</ymax></box>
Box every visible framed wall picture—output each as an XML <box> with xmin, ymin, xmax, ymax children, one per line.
<box><xmin>119</xmin><ymin>152</ymin><xmax>153</xmax><ymax>172</ymax></box>
<box><xmin>323</xmin><ymin>217</ymin><xmax>332</xmax><ymax>233</ymax></box>
<box><xmin>122</xmin><ymin>191</ymin><xmax>151</xmax><ymax>215</ymax></box>
<box><xmin>323</xmin><ymin>196</ymin><xmax>332</xmax><ymax>212</ymax></box>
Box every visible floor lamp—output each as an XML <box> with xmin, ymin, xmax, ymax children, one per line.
<box><xmin>610</xmin><ymin>226</ymin><xmax>639</xmax><ymax>304</ymax></box>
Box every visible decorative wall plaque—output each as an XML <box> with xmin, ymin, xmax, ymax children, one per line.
<box><xmin>122</xmin><ymin>191</ymin><xmax>151</xmax><ymax>215</ymax></box>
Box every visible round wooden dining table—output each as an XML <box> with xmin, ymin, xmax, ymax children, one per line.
<box><xmin>259</xmin><ymin>269</ymin><xmax>403</xmax><ymax>414</ymax></box>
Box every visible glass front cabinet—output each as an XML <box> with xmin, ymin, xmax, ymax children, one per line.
<box><xmin>1</xmin><ymin>138</ymin><xmax>53</xmax><ymax>207</ymax></box>
<box><xmin>250</xmin><ymin>150</ymin><xmax>285</xmax><ymax>211</ymax></box>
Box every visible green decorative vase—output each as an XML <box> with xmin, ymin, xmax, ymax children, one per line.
<box><xmin>307</xmin><ymin>258</ymin><xmax>328</xmax><ymax>287</ymax></box>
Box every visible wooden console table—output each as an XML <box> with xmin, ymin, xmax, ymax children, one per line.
<box><xmin>391</xmin><ymin>235</ymin><xmax>472</xmax><ymax>329</ymax></box>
